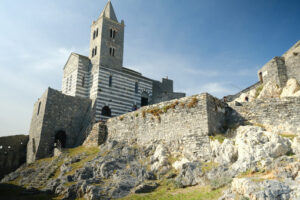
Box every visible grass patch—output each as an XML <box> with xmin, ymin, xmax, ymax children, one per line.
<box><xmin>201</xmin><ymin>162</ymin><xmax>219</xmax><ymax>173</ymax></box>
<box><xmin>209</xmin><ymin>134</ymin><xmax>226</xmax><ymax>144</ymax></box>
<box><xmin>121</xmin><ymin>182</ymin><xmax>225</xmax><ymax>200</ymax></box>
<box><xmin>65</xmin><ymin>147</ymin><xmax>100</xmax><ymax>176</ymax></box>
<box><xmin>279</xmin><ymin>133</ymin><xmax>297</xmax><ymax>140</ymax></box>
<box><xmin>255</xmin><ymin>84</ymin><xmax>264</xmax><ymax>98</ymax></box>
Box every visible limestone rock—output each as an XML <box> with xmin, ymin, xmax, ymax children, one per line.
<box><xmin>257</xmin><ymin>81</ymin><xmax>281</xmax><ymax>99</ymax></box>
<box><xmin>280</xmin><ymin>78</ymin><xmax>300</xmax><ymax>98</ymax></box>
<box><xmin>292</xmin><ymin>137</ymin><xmax>300</xmax><ymax>155</ymax></box>
<box><xmin>231</xmin><ymin>178</ymin><xmax>291</xmax><ymax>200</ymax></box>
<box><xmin>211</xmin><ymin>139</ymin><xmax>237</xmax><ymax>165</ymax></box>
<box><xmin>133</xmin><ymin>183</ymin><xmax>159</xmax><ymax>193</ymax></box>
<box><xmin>150</xmin><ymin>144</ymin><xmax>169</xmax><ymax>171</ymax></box>
<box><xmin>172</xmin><ymin>157</ymin><xmax>190</xmax><ymax>170</ymax></box>
<box><xmin>175</xmin><ymin>162</ymin><xmax>204</xmax><ymax>187</ymax></box>
<box><xmin>232</xmin><ymin>125</ymin><xmax>291</xmax><ymax>172</ymax></box>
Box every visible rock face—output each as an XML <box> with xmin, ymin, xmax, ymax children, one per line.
<box><xmin>280</xmin><ymin>78</ymin><xmax>300</xmax><ymax>97</ymax></box>
<box><xmin>0</xmin><ymin>135</ymin><xmax>28</xmax><ymax>180</ymax></box>
<box><xmin>257</xmin><ymin>81</ymin><xmax>282</xmax><ymax>99</ymax></box>
<box><xmin>2</xmin><ymin>123</ymin><xmax>300</xmax><ymax>199</ymax></box>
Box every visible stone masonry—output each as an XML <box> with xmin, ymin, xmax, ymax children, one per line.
<box><xmin>27</xmin><ymin>88</ymin><xmax>92</xmax><ymax>163</ymax></box>
<box><xmin>0</xmin><ymin>135</ymin><xmax>28</xmax><ymax>179</ymax></box>
<box><xmin>104</xmin><ymin>93</ymin><xmax>226</xmax><ymax>161</ymax></box>
<box><xmin>227</xmin><ymin>97</ymin><xmax>300</xmax><ymax>135</ymax></box>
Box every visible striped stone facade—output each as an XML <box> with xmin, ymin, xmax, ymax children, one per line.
<box><xmin>62</xmin><ymin>1</ymin><xmax>184</xmax><ymax>121</ymax></box>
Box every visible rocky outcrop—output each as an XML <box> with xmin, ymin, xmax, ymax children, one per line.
<box><xmin>280</xmin><ymin>78</ymin><xmax>300</xmax><ymax>97</ymax></box>
<box><xmin>257</xmin><ymin>81</ymin><xmax>282</xmax><ymax>99</ymax></box>
<box><xmin>0</xmin><ymin>135</ymin><xmax>28</xmax><ymax>180</ymax></box>
<box><xmin>2</xmin><ymin>123</ymin><xmax>300</xmax><ymax>199</ymax></box>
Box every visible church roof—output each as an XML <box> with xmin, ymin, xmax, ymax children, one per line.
<box><xmin>99</xmin><ymin>1</ymin><xmax>118</xmax><ymax>22</ymax></box>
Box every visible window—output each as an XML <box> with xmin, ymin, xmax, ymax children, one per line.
<box><xmin>96</xmin><ymin>28</ymin><xmax>98</xmax><ymax>37</ymax></box>
<box><xmin>109</xmin><ymin>47</ymin><xmax>115</xmax><ymax>56</ymax></box>
<box><xmin>95</xmin><ymin>46</ymin><xmax>97</xmax><ymax>56</ymax></box>
<box><xmin>110</xmin><ymin>29</ymin><xmax>116</xmax><ymax>39</ymax></box>
<box><xmin>109</xmin><ymin>75</ymin><xmax>112</xmax><ymax>87</ymax></box>
<box><xmin>92</xmin><ymin>48</ymin><xmax>95</xmax><ymax>57</ymax></box>
<box><xmin>82</xmin><ymin>75</ymin><xmax>85</xmax><ymax>87</ymax></box>
<box><xmin>37</xmin><ymin>102</ymin><xmax>41</xmax><ymax>115</ymax></box>
<box><xmin>135</xmin><ymin>82</ymin><xmax>139</xmax><ymax>93</ymax></box>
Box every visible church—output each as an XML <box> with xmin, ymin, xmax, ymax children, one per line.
<box><xmin>26</xmin><ymin>1</ymin><xmax>185</xmax><ymax>163</ymax></box>
<box><xmin>61</xmin><ymin>1</ymin><xmax>184</xmax><ymax>120</ymax></box>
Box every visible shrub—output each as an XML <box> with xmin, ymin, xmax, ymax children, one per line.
<box><xmin>210</xmin><ymin>177</ymin><xmax>232</xmax><ymax>190</ymax></box>
<box><xmin>119</xmin><ymin>116</ymin><xmax>124</xmax><ymax>121</ymax></box>
<box><xmin>187</xmin><ymin>97</ymin><xmax>198</xmax><ymax>108</ymax></box>
<box><xmin>209</xmin><ymin>134</ymin><xmax>226</xmax><ymax>144</ymax></box>
<box><xmin>255</xmin><ymin>84</ymin><xmax>264</xmax><ymax>98</ymax></box>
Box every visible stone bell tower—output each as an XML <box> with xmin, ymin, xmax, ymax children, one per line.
<box><xmin>89</xmin><ymin>0</ymin><xmax>125</xmax><ymax>69</ymax></box>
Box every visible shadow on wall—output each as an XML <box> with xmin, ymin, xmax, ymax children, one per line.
<box><xmin>0</xmin><ymin>183</ymin><xmax>56</xmax><ymax>200</ymax></box>
<box><xmin>0</xmin><ymin>135</ymin><xmax>28</xmax><ymax>180</ymax></box>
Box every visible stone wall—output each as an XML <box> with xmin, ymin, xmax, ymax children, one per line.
<box><xmin>0</xmin><ymin>135</ymin><xmax>28</xmax><ymax>180</ymax></box>
<box><xmin>83</xmin><ymin>122</ymin><xmax>107</xmax><ymax>147</ymax></box>
<box><xmin>228</xmin><ymin>97</ymin><xmax>300</xmax><ymax>135</ymax></box>
<box><xmin>152</xmin><ymin>78</ymin><xmax>186</xmax><ymax>104</ymax></box>
<box><xmin>27</xmin><ymin>88</ymin><xmax>92</xmax><ymax>163</ymax></box>
<box><xmin>105</xmin><ymin>93</ymin><xmax>226</xmax><ymax>160</ymax></box>
<box><xmin>258</xmin><ymin>57</ymin><xmax>288</xmax><ymax>87</ymax></box>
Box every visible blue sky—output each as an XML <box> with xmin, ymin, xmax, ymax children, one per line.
<box><xmin>0</xmin><ymin>0</ymin><xmax>300</xmax><ymax>136</ymax></box>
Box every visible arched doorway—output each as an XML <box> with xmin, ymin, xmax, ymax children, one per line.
<box><xmin>141</xmin><ymin>91</ymin><xmax>149</xmax><ymax>107</ymax></box>
<box><xmin>101</xmin><ymin>106</ymin><xmax>112</xmax><ymax>117</ymax></box>
<box><xmin>55</xmin><ymin>130</ymin><xmax>66</xmax><ymax>149</ymax></box>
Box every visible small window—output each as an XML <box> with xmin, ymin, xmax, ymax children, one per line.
<box><xmin>109</xmin><ymin>47</ymin><xmax>115</xmax><ymax>56</ymax></box>
<box><xmin>95</xmin><ymin>46</ymin><xmax>97</xmax><ymax>55</ymax></box>
<box><xmin>110</xmin><ymin>29</ymin><xmax>116</xmax><ymax>39</ymax></box>
<box><xmin>96</xmin><ymin>28</ymin><xmax>98</xmax><ymax>37</ymax></box>
<box><xmin>82</xmin><ymin>76</ymin><xmax>85</xmax><ymax>87</ymax></box>
<box><xmin>135</xmin><ymin>82</ymin><xmax>139</xmax><ymax>93</ymax></box>
<box><xmin>92</xmin><ymin>48</ymin><xmax>95</xmax><ymax>57</ymax></box>
<box><xmin>109</xmin><ymin>75</ymin><xmax>112</xmax><ymax>87</ymax></box>
<box><xmin>37</xmin><ymin>102</ymin><xmax>41</xmax><ymax>115</ymax></box>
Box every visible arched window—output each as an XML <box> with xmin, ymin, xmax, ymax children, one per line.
<box><xmin>135</xmin><ymin>82</ymin><xmax>139</xmax><ymax>93</ymax></box>
<box><xmin>110</xmin><ymin>29</ymin><xmax>116</xmax><ymax>39</ymax></box>
<box><xmin>109</xmin><ymin>75</ymin><xmax>112</xmax><ymax>87</ymax></box>
<box><xmin>141</xmin><ymin>91</ymin><xmax>149</xmax><ymax>107</ymax></box>
<box><xmin>109</xmin><ymin>48</ymin><xmax>115</xmax><ymax>56</ymax></box>
<box><xmin>101</xmin><ymin>106</ymin><xmax>112</xmax><ymax>117</ymax></box>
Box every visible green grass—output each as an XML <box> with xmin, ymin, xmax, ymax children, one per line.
<box><xmin>255</xmin><ymin>84</ymin><xmax>264</xmax><ymax>98</ymax></box>
<box><xmin>201</xmin><ymin>162</ymin><xmax>219</xmax><ymax>173</ymax></box>
<box><xmin>121</xmin><ymin>184</ymin><xmax>225</xmax><ymax>200</ymax></box>
<box><xmin>209</xmin><ymin>134</ymin><xmax>226</xmax><ymax>144</ymax></box>
<box><xmin>279</xmin><ymin>133</ymin><xmax>297</xmax><ymax>140</ymax></box>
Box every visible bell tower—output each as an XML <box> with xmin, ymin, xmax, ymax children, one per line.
<box><xmin>89</xmin><ymin>1</ymin><xmax>125</xmax><ymax>69</ymax></box>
